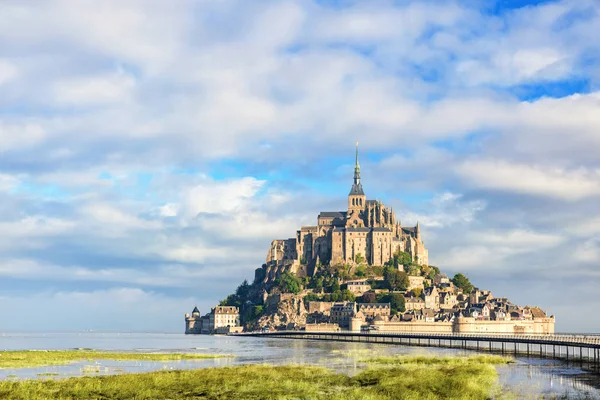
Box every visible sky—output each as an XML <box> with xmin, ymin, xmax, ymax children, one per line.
<box><xmin>0</xmin><ymin>0</ymin><xmax>599</xmax><ymax>333</ymax></box>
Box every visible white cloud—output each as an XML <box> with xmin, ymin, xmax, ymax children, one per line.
<box><xmin>0</xmin><ymin>60</ymin><xmax>18</xmax><ymax>85</ymax></box>
<box><xmin>52</xmin><ymin>71</ymin><xmax>136</xmax><ymax>105</ymax></box>
<box><xmin>439</xmin><ymin>229</ymin><xmax>565</xmax><ymax>271</ymax></box>
<box><xmin>457</xmin><ymin>160</ymin><xmax>600</xmax><ymax>200</ymax></box>
<box><xmin>0</xmin><ymin>121</ymin><xmax>46</xmax><ymax>151</ymax></box>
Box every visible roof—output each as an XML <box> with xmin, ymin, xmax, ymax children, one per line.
<box><xmin>349</xmin><ymin>183</ymin><xmax>364</xmax><ymax>196</ymax></box>
<box><xmin>319</xmin><ymin>211</ymin><xmax>347</xmax><ymax>218</ymax></box>
<box><xmin>192</xmin><ymin>306</ymin><xmax>200</xmax><ymax>313</ymax></box>
<box><xmin>529</xmin><ymin>307</ymin><xmax>547</xmax><ymax>318</ymax></box>
<box><xmin>346</xmin><ymin>227</ymin><xmax>370</xmax><ymax>232</ymax></box>
<box><xmin>402</xmin><ymin>227</ymin><xmax>415</xmax><ymax>233</ymax></box>
<box><xmin>372</xmin><ymin>227</ymin><xmax>392</xmax><ymax>232</ymax></box>
<box><xmin>366</xmin><ymin>200</ymin><xmax>378</xmax><ymax>205</ymax></box>
<box><xmin>360</xmin><ymin>303</ymin><xmax>390</xmax><ymax>309</ymax></box>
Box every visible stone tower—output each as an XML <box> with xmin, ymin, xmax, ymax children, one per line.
<box><xmin>347</xmin><ymin>142</ymin><xmax>366</xmax><ymax>227</ymax></box>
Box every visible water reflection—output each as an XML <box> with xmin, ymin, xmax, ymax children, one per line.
<box><xmin>0</xmin><ymin>332</ymin><xmax>598</xmax><ymax>398</ymax></box>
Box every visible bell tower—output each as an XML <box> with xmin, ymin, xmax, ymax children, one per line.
<box><xmin>347</xmin><ymin>142</ymin><xmax>366</xmax><ymax>226</ymax></box>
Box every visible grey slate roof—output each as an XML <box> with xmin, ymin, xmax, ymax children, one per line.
<box><xmin>319</xmin><ymin>211</ymin><xmax>347</xmax><ymax>218</ymax></box>
<box><xmin>346</xmin><ymin>227</ymin><xmax>370</xmax><ymax>232</ymax></box>
<box><xmin>349</xmin><ymin>183</ymin><xmax>364</xmax><ymax>195</ymax></box>
<box><xmin>372</xmin><ymin>227</ymin><xmax>392</xmax><ymax>232</ymax></box>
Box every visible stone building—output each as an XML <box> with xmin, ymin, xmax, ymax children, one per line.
<box><xmin>346</xmin><ymin>280</ymin><xmax>372</xmax><ymax>296</ymax></box>
<box><xmin>330</xmin><ymin>302</ymin><xmax>357</xmax><ymax>328</ymax></box>
<box><xmin>265</xmin><ymin>144</ymin><xmax>429</xmax><ymax>278</ymax></box>
<box><xmin>185</xmin><ymin>305</ymin><xmax>241</xmax><ymax>334</ymax></box>
<box><xmin>359</xmin><ymin>303</ymin><xmax>391</xmax><ymax>319</ymax></box>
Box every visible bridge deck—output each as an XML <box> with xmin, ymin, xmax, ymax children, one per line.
<box><xmin>235</xmin><ymin>331</ymin><xmax>600</xmax><ymax>368</ymax></box>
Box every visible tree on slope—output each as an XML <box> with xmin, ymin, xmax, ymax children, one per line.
<box><xmin>452</xmin><ymin>273</ymin><xmax>473</xmax><ymax>294</ymax></box>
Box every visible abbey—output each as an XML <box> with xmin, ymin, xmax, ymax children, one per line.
<box><xmin>266</xmin><ymin>144</ymin><xmax>428</xmax><ymax>275</ymax></box>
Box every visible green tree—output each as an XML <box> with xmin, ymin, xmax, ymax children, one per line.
<box><xmin>393</xmin><ymin>251</ymin><xmax>412</xmax><ymax>267</ymax></box>
<box><xmin>341</xmin><ymin>289</ymin><xmax>356</xmax><ymax>302</ymax></box>
<box><xmin>354</xmin><ymin>265</ymin><xmax>367</xmax><ymax>278</ymax></box>
<box><xmin>426</xmin><ymin>265</ymin><xmax>440</xmax><ymax>280</ymax></box>
<box><xmin>410</xmin><ymin>288</ymin><xmax>423</xmax><ymax>298</ymax></box>
<box><xmin>355</xmin><ymin>253</ymin><xmax>365</xmax><ymax>264</ymax></box>
<box><xmin>329</xmin><ymin>280</ymin><xmax>340</xmax><ymax>293</ymax></box>
<box><xmin>276</xmin><ymin>272</ymin><xmax>302</xmax><ymax>294</ymax></box>
<box><xmin>452</xmin><ymin>273</ymin><xmax>474</xmax><ymax>294</ymax></box>
<box><xmin>405</xmin><ymin>264</ymin><xmax>421</xmax><ymax>276</ymax></box>
<box><xmin>360</xmin><ymin>291</ymin><xmax>377</xmax><ymax>303</ymax></box>
<box><xmin>219</xmin><ymin>294</ymin><xmax>241</xmax><ymax>308</ymax></box>
<box><xmin>235</xmin><ymin>280</ymin><xmax>251</xmax><ymax>301</ymax></box>
<box><xmin>303</xmin><ymin>292</ymin><xmax>320</xmax><ymax>308</ymax></box>
<box><xmin>331</xmin><ymin>290</ymin><xmax>343</xmax><ymax>302</ymax></box>
<box><xmin>389</xmin><ymin>292</ymin><xmax>406</xmax><ymax>314</ymax></box>
<box><xmin>383</xmin><ymin>266</ymin><xmax>410</xmax><ymax>291</ymax></box>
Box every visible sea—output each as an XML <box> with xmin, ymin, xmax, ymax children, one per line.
<box><xmin>0</xmin><ymin>332</ymin><xmax>599</xmax><ymax>399</ymax></box>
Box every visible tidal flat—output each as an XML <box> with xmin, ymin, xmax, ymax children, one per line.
<box><xmin>0</xmin><ymin>355</ymin><xmax>510</xmax><ymax>400</ymax></box>
<box><xmin>0</xmin><ymin>350</ymin><xmax>230</xmax><ymax>369</ymax></box>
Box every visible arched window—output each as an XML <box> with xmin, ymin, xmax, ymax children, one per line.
<box><xmin>352</xmin><ymin>198</ymin><xmax>355</xmax><ymax>206</ymax></box>
<box><xmin>360</xmin><ymin>198</ymin><xmax>363</xmax><ymax>206</ymax></box>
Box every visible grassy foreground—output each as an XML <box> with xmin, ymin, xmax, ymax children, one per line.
<box><xmin>0</xmin><ymin>355</ymin><xmax>510</xmax><ymax>400</ymax></box>
<box><xmin>0</xmin><ymin>350</ymin><xmax>230</xmax><ymax>369</ymax></box>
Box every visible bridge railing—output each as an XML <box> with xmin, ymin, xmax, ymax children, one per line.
<box><xmin>240</xmin><ymin>330</ymin><xmax>600</xmax><ymax>346</ymax></box>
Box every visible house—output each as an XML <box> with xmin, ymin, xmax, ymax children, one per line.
<box><xmin>491</xmin><ymin>309</ymin><xmax>509</xmax><ymax>321</ymax></box>
<box><xmin>405</xmin><ymin>296</ymin><xmax>425</xmax><ymax>311</ymax></box>
<box><xmin>414</xmin><ymin>308</ymin><xmax>436</xmax><ymax>323</ymax></box>
<box><xmin>439</xmin><ymin>292</ymin><xmax>457</xmax><ymax>309</ymax></box>
<box><xmin>359</xmin><ymin>303</ymin><xmax>391</xmax><ymax>319</ymax></box>
<box><xmin>433</xmin><ymin>273</ymin><xmax>450</xmax><ymax>286</ymax></box>
<box><xmin>346</xmin><ymin>280</ymin><xmax>372</xmax><ymax>296</ymax></box>
<box><xmin>209</xmin><ymin>306</ymin><xmax>241</xmax><ymax>332</ymax></box>
<box><xmin>423</xmin><ymin>287</ymin><xmax>440</xmax><ymax>310</ymax></box>
<box><xmin>330</xmin><ymin>302</ymin><xmax>357</xmax><ymax>328</ymax></box>
<box><xmin>468</xmin><ymin>304</ymin><xmax>490</xmax><ymax>320</ymax></box>
<box><xmin>470</xmin><ymin>288</ymin><xmax>493</xmax><ymax>305</ymax></box>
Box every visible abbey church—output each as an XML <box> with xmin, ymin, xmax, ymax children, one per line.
<box><xmin>266</xmin><ymin>144</ymin><xmax>429</xmax><ymax>277</ymax></box>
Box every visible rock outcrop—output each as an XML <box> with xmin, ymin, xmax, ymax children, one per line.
<box><xmin>255</xmin><ymin>293</ymin><xmax>308</xmax><ymax>330</ymax></box>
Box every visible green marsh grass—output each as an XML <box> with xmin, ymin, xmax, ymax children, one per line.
<box><xmin>0</xmin><ymin>350</ymin><xmax>230</xmax><ymax>369</ymax></box>
<box><xmin>362</xmin><ymin>354</ymin><xmax>514</xmax><ymax>366</ymax></box>
<box><xmin>0</xmin><ymin>356</ymin><xmax>512</xmax><ymax>400</ymax></box>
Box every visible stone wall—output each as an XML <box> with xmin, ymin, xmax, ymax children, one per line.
<box><xmin>305</xmin><ymin>323</ymin><xmax>340</xmax><ymax>332</ymax></box>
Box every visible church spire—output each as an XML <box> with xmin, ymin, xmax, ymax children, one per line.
<box><xmin>354</xmin><ymin>141</ymin><xmax>361</xmax><ymax>186</ymax></box>
<box><xmin>349</xmin><ymin>142</ymin><xmax>365</xmax><ymax>196</ymax></box>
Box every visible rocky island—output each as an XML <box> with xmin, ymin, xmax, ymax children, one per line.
<box><xmin>186</xmin><ymin>144</ymin><xmax>555</xmax><ymax>335</ymax></box>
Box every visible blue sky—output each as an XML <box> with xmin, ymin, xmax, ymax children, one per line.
<box><xmin>0</xmin><ymin>0</ymin><xmax>599</xmax><ymax>333</ymax></box>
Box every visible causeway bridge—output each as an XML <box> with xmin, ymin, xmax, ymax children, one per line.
<box><xmin>238</xmin><ymin>331</ymin><xmax>600</xmax><ymax>370</ymax></box>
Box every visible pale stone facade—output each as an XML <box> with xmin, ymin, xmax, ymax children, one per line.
<box><xmin>265</xmin><ymin>144</ymin><xmax>429</xmax><ymax>277</ymax></box>
<box><xmin>185</xmin><ymin>305</ymin><xmax>241</xmax><ymax>334</ymax></box>
<box><xmin>346</xmin><ymin>280</ymin><xmax>372</xmax><ymax>296</ymax></box>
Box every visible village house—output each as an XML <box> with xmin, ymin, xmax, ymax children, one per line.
<box><xmin>433</xmin><ymin>273</ymin><xmax>450</xmax><ymax>286</ymax></box>
<box><xmin>359</xmin><ymin>303</ymin><xmax>391</xmax><ymax>319</ymax></box>
<box><xmin>185</xmin><ymin>305</ymin><xmax>241</xmax><ymax>334</ymax></box>
<box><xmin>414</xmin><ymin>308</ymin><xmax>436</xmax><ymax>323</ymax></box>
<box><xmin>439</xmin><ymin>292</ymin><xmax>457</xmax><ymax>309</ymax></box>
<box><xmin>346</xmin><ymin>280</ymin><xmax>372</xmax><ymax>296</ymax></box>
<box><xmin>405</xmin><ymin>295</ymin><xmax>425</xmax><ymax>311</ymax></box>
<box><xmin>468</xmin><ymin>304</ymin><xmax>490</xmax><ymax>320</ymax></box>
<box><xmin>423</xmin><ymin>287</ymin><xmax>440</xmax><ymax>310</ymax></box>
<box><xmin>330</xmin><ymin>302</ymin><xmax>357</xmax><ymax>328</ymax></box>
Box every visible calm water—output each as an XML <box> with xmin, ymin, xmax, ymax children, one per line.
<box><xmin>0</xmin><ymin>332</ymin><xmax>599</xmax><ymax>399</ymax></box>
